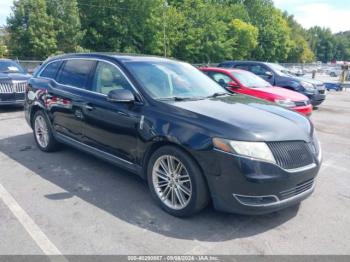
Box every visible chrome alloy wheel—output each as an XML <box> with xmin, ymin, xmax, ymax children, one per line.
<box><xmin>34</xmin><ymin>115</ymin><xmax>49</xmax><ymax>148</ymax></box>
<box><xmin>152</xmin><ymin>155</ymin><xmax>192</xmax><ymax>210</ymax></box>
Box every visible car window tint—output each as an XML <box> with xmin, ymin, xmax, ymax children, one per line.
<box><xmin>249</xmin><ymin>65</ymin><xmax>268</xmax><ymax>76</ymax></box>
<box><xmin>57</xmin><ymin>59</ymin><xmax>95</xmax><ymax>89</ymax></box>
<box><xmin>92</xmin><ymin>61</ymin><xmax>133</xmax><ymax>95</ymax></box>
<box><xmin>218</xmin><ymin>62</ymin><xmax>232</xmax><ymax>68</ymax></box>
<box><xmin>209</xmin><ymin>72</ymin><xmax>232</xmax><ymax>86</ymax></box>
<box><xmin>234</xmin><ymin>64</ymin><xmax>250</xmax><ymax>71</ymax></box>
<box><xmin>40</xmin><ymin>61</ymin><xmax>61</xmax><ymax>79</ymax></box>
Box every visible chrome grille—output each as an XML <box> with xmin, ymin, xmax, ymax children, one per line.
<box><xmin>0</xmin><ymin>81</ymin><xmax>27</xmax><ymax>94</ymax></box>
<box><xmin>267</xmin><ymin>141</ymin><xmax>314</xmax><ymax>170</ymax></box>
<box><xmin>280</xmin><ymin>179</ymin><xmax>314</xmax><ymax>200</ymax></box>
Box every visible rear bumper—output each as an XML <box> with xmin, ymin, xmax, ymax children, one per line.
<box><xmin>293</xmin><ymin>104</ymin><xmax>312</xmax><ymax>116</ymax></box>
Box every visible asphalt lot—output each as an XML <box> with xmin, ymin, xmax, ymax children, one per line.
<box><xmin>0</xmin><ymin>91</ymin><xmax>350</xmax><ymax>255</ymax></box>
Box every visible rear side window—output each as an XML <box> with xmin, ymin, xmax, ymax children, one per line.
<box><xmin>234</xmin><ymin>64</ymin><xmax>250</xmax><ymax>71</ymax></box>
<box><xmin>40</xmin><ymin>61</ymin><xmax>62</xmax><ymax>79</ymax></box>
<box><xmin>57</xmin><ymin>59</ymin><xmax>96</xmax><ymax>89</ymax></box>
<box><xmin>218</xmin><ymin>62</ymin><xmax>233</xmax><ymax>68</ymax></box>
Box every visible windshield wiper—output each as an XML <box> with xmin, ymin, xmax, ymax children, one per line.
<box><xmin>158</xmin><ymin>96</ymin><xmax>204</xmax><ymax>101</ymax></box>
<box><xmin>207</xmin><ymin>92</ymin><xmax>231</xmax><ymax>98</ymax></box>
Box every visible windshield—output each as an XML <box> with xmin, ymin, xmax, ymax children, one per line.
<box><xmin>124</xmin><ymin>61</ymin><xmax>227</xmax><ymax>100</ymax></box>
<box><xmin>0</xmin><ymin>60</ymin><xmax>26</xmax><ymax>73</ymax></box>
<box><xmin>267</xmin><ymin>63</ymin><xmax>291</xmax><ymax>76</ymax></box>
<box><xmin>231</xmin><ymin>70</ymin><xmax>271</xmax><ymax>88</ymax></box>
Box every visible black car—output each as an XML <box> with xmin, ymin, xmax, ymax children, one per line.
<box><xmin>218</xmin><ymin>61</ymin><xmax>326</xmax><ymax>107</ymax></box>
<box><xmin>24</xmin><ymin>54</ymin><xmax>322</xmax><ymax>217</ymax></box>
<box><xmin>0</xmin><ymin>59</ymin><xmax>31</xmax><ymax>105</ymax></box>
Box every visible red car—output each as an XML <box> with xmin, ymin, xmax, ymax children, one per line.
<box><xmin>201</xmin><ymin>67</ymin><xmax>312</xmax><ymax>116</ymax></box>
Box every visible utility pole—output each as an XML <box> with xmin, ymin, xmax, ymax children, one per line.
<box><xmin>163</xmin><ymin>0</ymin><xmax>168</xmax><ymax>57</ymax></box>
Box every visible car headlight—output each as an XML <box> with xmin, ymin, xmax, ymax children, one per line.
<box><xmin>274</xmin><ymin>98</ymin><xmax>296</xmax><ymax>108</ymax></box>
<box><xmin>301</xmin><ymin>81</ymin><xmax>316</xmax><ymax>93</ymax></box>
<box><xmin>213</xmin><ymin>138</ymin><xmax>276</xmax><ymax>163</ymax></box>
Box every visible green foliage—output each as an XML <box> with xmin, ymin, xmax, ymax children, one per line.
<box><xmin>5</xmin><ymin>0</ymin><xmax>350</xmax><ymax>62</ymax></box>
<box><xmin>47</xmin><ymin>0</ymin><xmax>84</xmax><ymax>53</ymax></box>
<box><xmin>7</xmin><ymin>0</ymin><xmax>57</xmax><ymax>59</ymax></box>
<box><xmin>284</xmin><ymin>13</ymin><xmax>314</xmax><ymax>63</ymax></box>
<box><xmin>228</xmin><ymin>19</ymin><xmax>258</xmax><ymax>60</ymax></box>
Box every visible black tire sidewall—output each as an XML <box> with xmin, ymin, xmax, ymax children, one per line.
<box><xmin>147</xmin><ymin>146</ymin><xmax>209</xmax><ymax>217</ymax></box>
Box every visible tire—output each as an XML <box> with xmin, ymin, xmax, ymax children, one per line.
<box><xmin>147</xmin><ymin>146</ymin><xmax>209</xmax><ymax>217</ymax></box>
<box><xmin>33</xmin><ymin>110</ymin><xmax>59</xmax><ymax>152</ymax></box>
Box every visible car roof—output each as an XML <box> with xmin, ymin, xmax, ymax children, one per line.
<box><xmin>220</xmin><ymin>61</ymin><xmax>270</xmax><ymax>65</ymax></box>
<box><xmin>200</xmin><ymin>67</ymin><xmax>249</xmax><ymax>74</ymax></box>
<box><xmin>44</xmin><ymin>53</ymin><xmax>178</xmax><ymax>64</ymax></box>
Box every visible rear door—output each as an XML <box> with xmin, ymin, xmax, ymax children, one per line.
<box><xmin>48</xmin><ymin>59</ymin><xmax>96</xmax><ymax>141</ymax></box>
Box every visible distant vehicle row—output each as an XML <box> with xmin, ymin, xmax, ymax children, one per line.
<box><xmin>217</xmin><ymin>61</ymin><xmax>326</xmax><ymax>107</ymax></box>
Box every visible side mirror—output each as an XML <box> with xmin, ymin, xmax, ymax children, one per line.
<box><xmin>265</xmin><ymin>71</ymin><xmax>273</xmax><ymax>79</ymax></box>
<box><xmin>227</xmin><ymin>81</ymin><xmax>239</xmax><ymax>88</ymax></box>
<box><xmin>107</xmin><ymin>89</ymin><xmax>135</xmax><ymax>103</ymax></box>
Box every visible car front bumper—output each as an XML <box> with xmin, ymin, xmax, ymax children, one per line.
<box><xmin>203</xmin><ymin>149</ymin><xmax>320</xmax><ymax>215</ymax></box>
<box><xmin>0</xmin><ymin>93</ymin><xmax>25</xmax><ymax>106</ymax></box>
<box><xmin>309</xmin><ymin>93</ymin><xmax>326</xmax><ymax>106</ymax></box>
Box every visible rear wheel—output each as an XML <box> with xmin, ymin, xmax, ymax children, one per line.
<box><xmin>33</xmin><ymin>110</ymin><xmax>59</xmax><ymax>152</ymax></box>
<box><xmin>147</xmin><ymin>146</ymin><xmax>209</xmax><ymax>217</ymax></box>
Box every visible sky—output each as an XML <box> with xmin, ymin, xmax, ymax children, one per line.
<box><xmin>274</xmin><ymin>0</ymin><xmax>350</xmax><ymax>33</ymax></box>
<box><xmin>0</xmin><ymin>0</ymin><xmax>349</xmax><ymax>33</ymax></box>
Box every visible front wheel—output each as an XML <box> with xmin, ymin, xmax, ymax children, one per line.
<box><xmin>147</xmin><ymin>146</ymin><xmax>209</xmax><ymax>217</ymax></box>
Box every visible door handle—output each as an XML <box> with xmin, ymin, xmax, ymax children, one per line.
<box><xmin>85</xmin><ymin>104</ymin><xmax>94</xmax><ymax>111</ymax></box>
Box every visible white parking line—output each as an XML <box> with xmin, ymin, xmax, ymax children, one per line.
<box><xmin>0</xmin><ymin>183</ymin><xmax>62</xmax><ymax>255</ymax></box>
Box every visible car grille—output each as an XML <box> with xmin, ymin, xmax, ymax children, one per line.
<box><xmin>295</xmin><ymin>100</ymin><xmax>310</xmax><ymax>106</ymax></box>
<box><xmin>0</xmin><ymin>81</ymin><xmax>27</xmax><ymax>94</ymax></box>
<box><xmin>279</xmin><ymin>179</ymin><xmax>314</xmax><ymax>200</ymax></box>
<box><xmin>267</xmin><ymin>141</ymin><xmax>314</xmax><ymax>170</ymax></box>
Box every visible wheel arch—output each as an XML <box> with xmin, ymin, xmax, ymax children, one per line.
<box><xmin>141</xmin><ymin>140</ymin><xmax>209</xmax><ymax>189</ymax></box>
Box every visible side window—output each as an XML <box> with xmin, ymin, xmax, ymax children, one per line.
<box><xmin>209</xmin><ymin>72</ymin><xmax>232</xmax><ymax>86</ymax></box>
<box><xmin>92</xmin><ymin>61</ymin><xmax>133</xmax><ymax>95</ymax></box>
<box><xmin>40</xmin><ymin>61</ymin><xmax>62</xmax><ymax>79</ymax></box>
<box><xmin>218</xmin><ymin>62</ymin><xmax>233</xmax><ymax>68</ymax></box>
<box><xmin>249</xmin><ymin>65</ymin><xmax>269</xmax><ymax>76</ymax></box>
<box><xmin>234</xmin><ymin>64</ymin><xmax>250</xmax><ymax>71</ymax></box>
<box><xmin>57</xmin><ymin>59</ymin><xmax>96</xmax><ymax>89</ymax></box>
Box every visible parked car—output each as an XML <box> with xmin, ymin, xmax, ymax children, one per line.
<box><xmin>329</xmin><ymin>68</ymin><xmax>342</xmax><ymax>77</ymax></box>
<box><xmin>325</xmin><ymin>82</ymin><xmax>342</xmax><ymax>91</ymax></box>
<box><xmin>0</xmin><ymin>59</ymin><xmax>31</xmax><ymax>106</ymax></box>
<box><xmin>25</xmin><ymin>54</ymin><xmax>322</xmax><ymax>217</ymax></box>
<box><xmin>201</xmin><ymin>67</ymin><xmax>312</xmax><ymax>116</ymax></box>
<box><xmin>218</xmin><ymin>61</ymin><xmax>326</xmax><ymax>107</ymax></box>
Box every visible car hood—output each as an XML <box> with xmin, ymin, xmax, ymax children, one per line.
<box><xmin>286</xmin><ymin>74</ymin><xmax>323</xmax><ymax>85</ymax></box>
<box><xmin>298</xmin><ymin>77</ymin><xmax>324</xmax><ymax>85</ymax></box>
<box><xmin>0</xmin><ymin>72</ymin><xmax>31</xmax><ymax>81</ymax></box>
<box><xmin>254</xmin><ymin>86</ymin><xmax>308</xmax><ymax>101</ymax></box>
<box><xmin>164</xmin><ymin>94</ymin><xmax>312</xmax><ymax>142</ymax></box>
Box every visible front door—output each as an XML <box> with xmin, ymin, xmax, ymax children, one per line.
<box><xmin>81</xmin><ymin>61</ymin><xmax>142</xmax><ymax>163</ymax></box>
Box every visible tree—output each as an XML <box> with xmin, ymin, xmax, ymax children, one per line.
<box><xmin>227</xmin><ymin>19</ymin><xmax>258</xmax><ymax>60</ymax></box>
<box><xmin>243</xmin><ymin>0</ymin><xmax>293</xmax><ymax>61</ymax></box>
<box><xmin>284</xmin><ymin>13</ymin><xmax>314</xmax><ymax>62</ymax></box>
<box><xmin>307</xmin><ymin>26</ymin><xmax>336</xmax><ymax>62</ymax></box>
<box><xmin>47</xmin><ymin>0</ymin><xmax>84</xmax><ymax>53</ymax></box>
<box><xmin>7</xmin><ymin>0</ymin><xmax>57</xmax><ymax>59</ymax></box>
